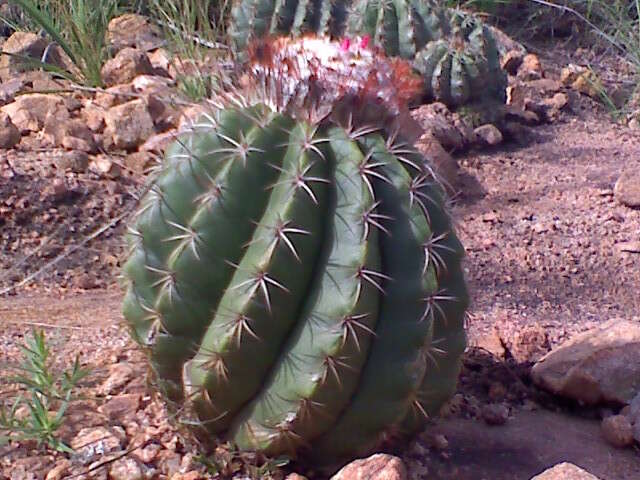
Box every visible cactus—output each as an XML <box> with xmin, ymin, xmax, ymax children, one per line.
<box><xmin>228</xmin><ymin>0</ymin><xmax>506</xmax><ymax>106</ymax></box>
<box><xmin>121</xmin><ymin>36</ymin><xmax>468</xmax><ymax>467</ymax></box>
<box><xmin>413</xmin><ymin>10</ymin><xmax>506</xmax><ymax>106</ymax></box>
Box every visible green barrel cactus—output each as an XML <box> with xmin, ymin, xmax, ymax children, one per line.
<box><xmin>229</xmin><ymin>0</ymin><xmax>506</xmax><ymax>106</ymax></box>
<box><xmin>121</xmin><ymin>35</ymin><xmax>468</xmax><ymax>467</ymax></box>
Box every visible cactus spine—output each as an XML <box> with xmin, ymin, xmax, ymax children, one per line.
<box><xmin>121</xmin><ymin>36</ymin><xmax>468</xmax><ymax>467</ymax></box>
<box><xmin>229</xmin><ymin>0</ymin><xmax>506</xmax><ymax>106</ymax></box>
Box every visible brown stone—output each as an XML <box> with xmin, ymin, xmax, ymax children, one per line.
<box><xmin>45</xmin><ymin>459</ymin><xmax>71</xmax><ymax>480</ymax></box>
<box><xmin>614</xmin><ymin>171</ymin><xmax>640</xmax><ymax>208</ymax></box>
<box><xmin>100</xmin><ymin>362</ymin><xmax>135</xmax><ymax>395</ymax></box>
<box><xmin>0</xmin><ymin>32</ymin><xmax>47</xmax><ymax>81</ymax></box>
<box><xmin>98</xmin><ymin>394</ymin><xmax>140</xmax><ymax>420</ymax></box>
<box><xmin>0</xmin><ymin>77</ymin><xmax>27</xmax><ymax>106</ymax></box>
<box><xmin>71</xmin><ymin>426</ymin><xmax>125</xmax><ymax>462</ymax></box>
<box><xmin>1</xmin><ymin>93</ymin><xmax>69</xmax><ymax>133</ymax></box>
<box><xmin>530</xmin><ymin>462</ymin><xmax>600</xmax><ymax>479</ymax></box>
<box><xmin>81</xmin><ymin>104</ymin><xmax>106</xmax><ymax>132</ymax></box>
<box><xmin>518</xmin><ymin>54</ymin><xmax>543</xmax><ymax>80</ymax></box>
<box><xmin>109</xmin><ymin>457</ymin><xmax>143</xmax><ymax>480</ymax></box>
<box><xmin>94</xmin><ymin>84</ymin><xmax>135</xmax><ymax>109</ymax></box>
<box><xmin>412</xmin><ymin>102</ymin><xmax>466</xmax><ymax>151</ymax></box>
<box><xmin>474</xmin><ymin>124</ymin><xmax>503</xmax><ymax>146</ymax></box>
<box><xmin>107</xmin><ymin>14</ymin><xmax>163</xmax><ymax>53</ymax></box>
<box><xmin>531</xmin><ymin>319</ymin><xmax>640</xmax><ymax>405</ymax></box>
<box><xmin>482</xmin><ymin>403</ymin><xmax>509</xmax><ymax>426</ymax></box>
<box><xmin>601</xmin><ymin>415</ymin><xmax>634</xmax><ymax>448</ymax></box>
<box><xmin>331</xmin><ymin>454</ymin><xmax>406</xmax><ymax>480</ymax></box>
<box><xmin>101</xmin><ymin>47</ymin><xmax>155</xmax><ymax>87</ymax></box>
<box><xmin>125</xmin><ymin>151</ymin><xmax>156</xmax><ymax>174</ymax></box>
<box><xmin>44</xmin><ymin>117</ymin><xmax>97</xmax><ymax>152</ymax></box>
<box><xmin>55</xmin><ymin>151</ymin><xmax>89</xmax><ymax>173</ymax></box>
<box><xmin>0</xmin><ymin>111</ymin><xmax>20</xmax><ymax>149</ymax></box>
<box><xmin>501</xmin><ymin>49</ymin><xmax>524</xmax><ymax>75</ymax></box>
<box><xmin>104</xmin><ymin>99</ymin><xmax>155</xmax><ymax>150</ymax></box>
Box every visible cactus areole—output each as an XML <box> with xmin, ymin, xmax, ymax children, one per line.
<box><xmin>121</xmin><ymin>36</ymin><xmax>468</xmax><ymax>467</ymax></box>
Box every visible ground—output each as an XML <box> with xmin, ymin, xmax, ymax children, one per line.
<box><xmin>1</xmin><ymin>49</ymin><xmax>639</xmax><ymax>479</ymax></box>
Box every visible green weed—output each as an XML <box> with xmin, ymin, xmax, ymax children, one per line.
<box><xmin>5</xmin><ymin>0</ymin><xmax>120</xmax><ymax>86</ymax></box>
<box><xmin>0</xmin><ymin>329</ymin><xmax>91</xmax><ymax>453</ymax></box>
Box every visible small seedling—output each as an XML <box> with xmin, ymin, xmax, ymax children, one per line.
<box><xmin>0</xmin><ymin>329</ymin><xmax>91</xmax><ymax>453</ymax></box>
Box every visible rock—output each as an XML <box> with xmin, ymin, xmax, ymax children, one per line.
<box><xmin>148</xmin><ymin>48</ymin><xmax>171</xmax><ymax>75</ymax></box>
<box><xmin>527</xmin><ymin>79</ymin><xmax>563</xmax><ymax>94</ymax></box>
<box><xmin>81</xmin><ymin>104</ymin><xmax>106</xmax><ymax>132</ymax></box>
<box><xmin>530</xmin><ymin>462</ymin><xmax>600</xmax><ymax>479</ymax></box>
<box><xmin>412</xmin><ymin>102</ymin><xmax>465</xmax><ymax>151</ymax></box>
<box><xmin>285</xmin><ymin>474</ymin><xmax>309</xmax><ymax>480</ymax></box>
<box><xmin>629</xmin><ymin>117</ymin><xmax>640</xmax><ymax>130</ymax></box>
<box><xmin>55</xmin><ymin>151</ymin><xmax>89</xmax><ymax>173</ymax></box>
<box><xmin>1</xmin><ymin>93</ymin><xmax>69</xmax><ymax>133</ymax></box>
<box><xmin>101</xmin><ymin>47</ymin><xmax>155</xmax><ymax>87</ymax></box>
<box><xmin>560</xmin><ymin>64</ymin><xmax>585</xmax><ymax>86</ymax></box>
<box><xmin>423</xmin><ymin>431</ymin><xmax>449</xmax><ymax>450</ymax></box>
<box><xmin>107</xmin><ymin>14</ymin><xmax>164</xmax><ymax>53</ymax></box>
<box><xmin>531</xmin><ymin>319</ymin><xmax>640</xmax><ymax>405</ymax></box>
<box><xmin>518</xmin><ymin>54</ymin><xmax>543</xmax><ymax>80</ymax></box>
<box><xmin>481</xmin><ymin>403</ymin><xmax>509</xmax><ymax>426</ymax></box>
<box><xmin>91</xmin><ymin>156</ymin><xmax>122</xmax><ymax>178</ymax></box>
<box><xmin>504</xmin><ymin>105</ymin><xmax>541</xmax><ymax>126</ymax></box>
<box><xmin>601</xmin><ymin>415</ymin><xmax>634</xmax><ymax>448</ymax></box>
<box><xmin>94</xmin><ymin>84</ymin><xmax>135</xmax><ymax>109</ymax></box>
<box><xmin>0</xmin><ymin>32</ymin><xmax>47</xmax><ymax>81</ymax></box>
<box><xmin>501</xmin><ymin>49</ymin><xmax>524</xmax><ymax>75</ymax></box>
<box><xmin>0</xmin><ymin>112</ymin><xmax>20</xmax><ymax>148</ymax></box>
<box><xmin>0</xmin><ymin>77</ymin><xmax>27</xmax><ymax>106</ymax></box>
<box><xmin>125</xmin><ymin>151</ymin><xmax>156</xmax><ymax>175</ymax></box>
<box><xmin>331</xmin><ymin>454</ymin><xmax>406</xmax><ymax>480</ymax></box>
<box><xmin>45</xmin><ymin>459</ymin><xmax>71</xmax><ymax>480</ymax></box>
<box><xmin>104</xmin><ymin>99</ymin><xmax>155</xmax><ymax>150</ymax></box>
<box><xmin>415</xmin><ymin>133</ymin><xmax>459</xmax><ymax>193</ymax></box>
<box><xmin>109</xmin><ymin>457</ymin><xmax>143</xmax><ymax>480</ymax></box>
<box><xmin>614</xmin><ymin>171</ymin><xmax>640</xmax><ymax>208</ymax></box>
<box><xmin>633</xmin><ymin>422</ymin><xmax>640</xmax><ymax>443</ymax></box>
<box><xmin>98</xmin><ymin>393</ymin><xmax>140</xmax><ymax>420</ymax></box>
<box><xmin>100</xmin><ymin>362</ymin><xmax>135</xmax><ymax>395</ymax></box>
<box><xmin>474</xmin><ymin>124</ymin><xmax>503</xmax><ymax>146</ymax></box>
<box><xmin>43</xmin><ymin>117</ymin><xmax>97</xmax><ymax>152</ymax></box>
<box><xmin>71</xmin><ymin>426</ymin><xmax>125</xmax><ymax>464</ymax></box>
<box><xmin>571</xmin><ymin>71</ymin><xmax>603</xmax><ymax>99</ymax></box>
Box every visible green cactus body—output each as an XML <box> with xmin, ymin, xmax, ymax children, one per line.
<box><xmin>122</xmin><ymin>100</ymin><xmax>468</xmax><ymax>465</ymax></box>
<box><xmin>229</xmin><ymin>0</ymin><xmax>505</xmax><ymax>107</ymax></box>
<box><xmin>414</xmin><ymin>11</ymin><xmax>507</xmax><ymax>106</ymax></box>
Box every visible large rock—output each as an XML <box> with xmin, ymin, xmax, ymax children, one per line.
<box><xmin>1</xmin><ymin>93</ymin><xmax>69</xmax><ymax>133</ymax></box>
<box><xmin>531</xmin><ymin>319</ymin><xmax>640</xmax><ymax>405</ymax></box>
<box><xmin>107</xmin><ymin>14</ymin><xmax>164</xmax><ymax>53</ymax></box>
<box><xmin>0</xmin><ymin>112</ymin><xmax>20</xmax><ymax>149</ymax></box>
<box><xmin>331</xmin><ymin>454</ymin><xmax>406</xmax><ymax>480</ymax></box>
<box><xmin>601</xmin><ymin>415</ymin><xmax>634</xmax><ymax>448</ymax></box>
<box><xmin>101</xmin><ymin>47</ymin><xmax>155</xmax><ymax>87</ymax></box>
<box><xmin>104</xmin><ymin>99</ymin><xmax>155</xmax><ymax>150</ymax></box>
<box><xmin>530</xmin><ymin>462</ymin><xmax>600</xmax><ymax>480</ymax></box>
<box><xmin>614</xmin><ymin>171</ymin><xmax>640</xmax><ymax>208</ymax></box>
<box><xmin>0</xmin><ymin>32</ymin><xmax>46</xmax><ymax>81</ymax></box>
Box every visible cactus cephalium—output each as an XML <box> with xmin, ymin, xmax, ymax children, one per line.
<box><xmin>229</xmin><ymin>0</ymin><xmax>506</xmax><ymax>106</ymax></box>
<box><xmin>121</xmin><ymin>36</ymin><xmax>468</xmax><ymax>467</ymax></box>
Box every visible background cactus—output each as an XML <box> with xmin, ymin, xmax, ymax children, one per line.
<box><xmin>121</xmin><ymin>36</ymin><xmax>468</xmax><ymax>467</ymax></box>
<box><xmin>228</xmin><ymin>0</ymin><xmax>507</xmax><ymax>106</ymax></box>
